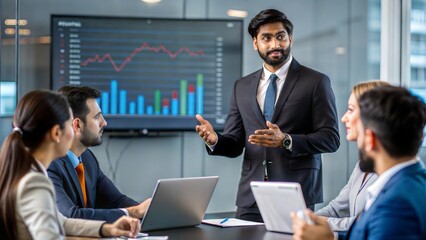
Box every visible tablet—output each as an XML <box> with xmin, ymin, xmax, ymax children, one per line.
<box><xmin>250</xmin><ymin>181</ymin><xmax>308</xmax><ymax>234</ymax></box>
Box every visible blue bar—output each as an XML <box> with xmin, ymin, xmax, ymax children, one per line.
<box><xmin>162</xmin><ymin>106</ymin><xmax>169</xmax><ymax>115</ymax></box>
<box><xmin>196</xmin><ymin>86</ymin><xmax>203</xmax><ymax>114</ymax></box>
<box><xmin>171</xmin><ymin>99</ymin><xmax>178</xmax><ymax>115</ymax></box>
<box><xmin>111</xmin><ymin>80</ymin><xmax>118</xmax><ymax>114</ymax></box>
<box><xmin>138</xmin><ymin>96</ymin><xmax>144</xmax><ymax>115</ymax></box>
<box><xmin>101</xmin><ymin>92</ymin><xmax>109</xmax><ymax>114</ymax></box>
<box><xmin>188</xmin><ymin>92</ymin><xmax>195</xmax><ymax>115</ymax></box>
<box><xmin>147</xmin><ymin>106</ymin><xmax>153</xmax><ymax>115</ymax></box>
<box><xmin>129</xmin><ymin>102</ymin><xmax>136</xmax><ymax>115</ymax></box>
<box><xmin>119</xmin><ymin>90</ymin><xmax>127</xmax><ymax>114</ymax></box>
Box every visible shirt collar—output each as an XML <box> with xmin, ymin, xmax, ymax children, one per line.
<box><xmin>67</xmin><ymin>150</ymin><xmax>81</xmax><ymax>168</ymax></box>
<box><xmin>366</xmin><ymin>158</ymin><xmax>418</xmax><ymax>204</ymax></box>
<box><xmin>33</xmin><ymin>159</ymin><xmax>48</xmax><ymax>177</ymax></box>
<box><xmin>262</xmin><ymin>54</ymin><xmax>293</xmax><ymax>81</ymax></box>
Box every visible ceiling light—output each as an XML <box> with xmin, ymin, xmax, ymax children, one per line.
<box><xmin>141</xmin><ymin>0</ymin><xmax>162</xmax><ymax>3</ymax></box>
<box><xmin>335</xmin><ymin>47</ymin><xmax>346</xmax><ymax>55</ymax></box>
<box><xmin>4</xmin><ymin>28</ymin><xmax>31</xmax><ymax>36</ymax></box>
<box><xmin>5</xmin><ymin>19</ymin><xmax>28</xmax><ymax>26</ymax></box>
<box><xmin>227</xmin><ymin>9</ymin><xmax>248</xmax><ymax>18</ymax></box>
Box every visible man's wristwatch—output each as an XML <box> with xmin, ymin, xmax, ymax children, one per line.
<box><xmin>282</xmin><ymin>133</ymin><xmax>292</xmax><ymax>149</ymax></box>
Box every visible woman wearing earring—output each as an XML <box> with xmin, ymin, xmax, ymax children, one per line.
<box><xmin>315</xmin><ymin>80</ymin><xmax>390</xmax><ymax>231</ymax></box>
<box><xmin>0</xmin><ymin>90</ymin><xmax>140</xmax><ymax>239</ymax></box>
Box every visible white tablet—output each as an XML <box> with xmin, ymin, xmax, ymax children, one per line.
<box><xmin>250</xmin><ymin>181</ymin><xmax>308</xmax><ymax>234</ymax></box>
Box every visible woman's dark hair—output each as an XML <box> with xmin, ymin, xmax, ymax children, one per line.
<box><xmin>248</xmin><ymin>9</ymin><xmax>294</xmax><ymax>38</ymax></box>
<box><xmin>0</xmin><ymin>90</ymin><xmax>70</xmax><ymax>239</ymax></box>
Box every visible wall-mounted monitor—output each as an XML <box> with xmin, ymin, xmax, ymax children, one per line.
<box><xmin>51</xmin><ymin>15</ymin><xmax>243</xmax><ymax>131</ymax></box>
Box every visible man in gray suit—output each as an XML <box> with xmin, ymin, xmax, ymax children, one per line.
<box><xmin>195</xmin><ymin>9</ymin><xmax>340</xmax><ymax>222</ymax></box>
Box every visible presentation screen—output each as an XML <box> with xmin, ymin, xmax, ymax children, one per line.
<box><xmin>51</xmin><ymin>15</ymin><xmax>243</xmax><ymax>131</ymax></box>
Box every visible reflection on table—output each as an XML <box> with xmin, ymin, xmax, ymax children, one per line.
<box><xmin>67</xmin><ymin>224</ymin><xmax>293</xmax><ymax>240</ymax></box>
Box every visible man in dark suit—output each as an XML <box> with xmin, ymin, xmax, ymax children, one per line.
<box><xmin>48</xmin><ymin>86</ymin><xmax>151</xmax><ymax>223</ymax></box>
<box><xmin>195</xmin><ymin>9</ymin><xmax>340</xmax><ymax>222</ymax></box>
<box><xmin>292</xmin><ymin>86</ymin><xmax>426</xmax><ymax>240</ymax></box>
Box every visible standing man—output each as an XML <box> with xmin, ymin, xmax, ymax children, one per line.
<box><xmin>195</xmin><ymin>9</ymin><xmax>340</xmax><ymax>222</ymax></box>
<box><xmin>291</xmin><ymin>86</ymin><xmax>426</xmax><ymax>240</ymax></box>
<box><xmin>48</xmin><ymin>86</ymin><xmax>151</xmax><ymax>223</ymax></box>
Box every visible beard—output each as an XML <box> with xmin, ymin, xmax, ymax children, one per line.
<box><xmin>358</xmin><ymin>148</ymin><xmax>376</xmax><ymax>173</ymax></box>
<box><xmin>80</xmin><ymin>126</ymin><xmax>104</xmax><ymax>147</ymax></box>
<box><xmin>258</xmin><ymin>46</ymin><xmax>291</xmax><ymax>67</ymax></box>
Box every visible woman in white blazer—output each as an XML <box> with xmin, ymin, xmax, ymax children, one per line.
<box><xmin>0</xmin><ymin>90</ymin><xmax>140</xmax><ymax>240</ymax></box>
<box><xmin>315</xmin><ymin>80</ymin><xmax>390</xmax><ymax>231</ymax></box>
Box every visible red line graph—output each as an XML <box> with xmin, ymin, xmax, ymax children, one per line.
<box><xmin>80</xmin><ymin>42</ymin><xmax>206</xmax><ymax>72</ymax></box>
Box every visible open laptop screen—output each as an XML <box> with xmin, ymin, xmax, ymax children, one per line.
<box><xmin>141</xmin><ymin>176</ymin><xmax>219</xmax><ymax>231</ymax></box>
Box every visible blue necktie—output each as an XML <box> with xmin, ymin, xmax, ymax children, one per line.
<box><xmin>264</xmin><ymin>74</ymin><xmax>278</xmax><ymax>122</ymax></box>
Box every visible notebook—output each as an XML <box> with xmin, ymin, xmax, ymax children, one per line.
<box><xmin>140</xmin><ymin>176</ymin><xmax>219</xmax><ymax>231</ymax></box>
<box><xmin>250</xmin><ymin>181</ymin><xmax>309</xmax><ymax>234</ymax></box>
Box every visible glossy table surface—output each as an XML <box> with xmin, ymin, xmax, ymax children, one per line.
<box><xmin>67</xmin><ymin>212</ymin><xmax>293</xmax><ymax>240</ymax></box>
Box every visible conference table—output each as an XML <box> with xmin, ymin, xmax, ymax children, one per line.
<box><xmin>67</xmin><ymin>213</ymin><xmax>294</xmax><ymax>240</ymax></box>
<box><xmin>67</xmin><ymin>224</ymin><xmax>293</xmax><ymax>240</ymax></box>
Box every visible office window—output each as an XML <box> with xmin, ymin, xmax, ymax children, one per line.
<box><xmin>410</xmin><ymin>0</ymin><xmax>426</xmax><ymax>87</ymax></box>
<box><xmin>0</xmin><ymin>81</ymin><xmax>16</xmax><ymax>115</ymax></box>
<box><xmin>408</xmin><ymin>0</ymin><xmax>426</xmax><ymax>150</ymax></box>
<box><xmin>368</xmin><ymin>0</ymin><xmax>381</xmax><ymax>78</ymax></box>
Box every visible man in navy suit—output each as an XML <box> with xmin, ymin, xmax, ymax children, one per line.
<box><xmin>195</xmin><ymin>9</ymin><xmax>340</xmax><ymax>222</ymax></box>
<box><xmin>48</xmin><ymin>86</ymin><xmax>151</xmax><ymax>223</ymax></box>
<box><xmin>292</xmin><ymin>86</ymin><xmax>426</xmax><ymax>240</ymax></box>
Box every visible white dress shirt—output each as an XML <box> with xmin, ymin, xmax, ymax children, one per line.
<box><xmin>256</xmin><ymin>55</ymin><xmax>292</xmax><ymax>113</ymax></box>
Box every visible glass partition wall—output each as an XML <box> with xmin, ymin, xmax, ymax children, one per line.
<box><xmin>1</xmin><ymin>0</ymin><xmax>386</xmax><ymax>211</ymax></box>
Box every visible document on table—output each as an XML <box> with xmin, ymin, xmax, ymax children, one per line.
<box><xmin>202</xmin><ymin>218</ymin><xmax>265</xmax><ymax>228</ymax></box>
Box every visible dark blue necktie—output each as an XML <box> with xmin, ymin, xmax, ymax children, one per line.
<box><xmin>264</xmin><ymin>74</ymin><xmax>278</xmax><ymax>122</ymax></box>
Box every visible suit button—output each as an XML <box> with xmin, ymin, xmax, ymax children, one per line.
<box><xmin>262</xmin><ymin>160</ymin><xmax>266</xmax><ymax>165</ymax></box>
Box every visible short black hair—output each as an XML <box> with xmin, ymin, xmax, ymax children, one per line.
<box><xmin>359</xmin><ymin>86</ymin><xmax>426</xmax><ymax>157</ymax></box>
<box><xmin>248</xmin><ymin>9</ymin><xmax>294</xmax><ymax>38</ymax></box>
<box><xmin>58</xmin><ymin>86</ymin><xmax>100</xmax><ymax>122</ymax></box>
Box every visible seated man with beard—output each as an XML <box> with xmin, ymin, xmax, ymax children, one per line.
<box><xmin>48</xmin><ymin>86</ymin><xmax>151</xmax><ymax>223</ymax></box>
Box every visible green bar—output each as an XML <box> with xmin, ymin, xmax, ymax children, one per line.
<box><xmin>180</xmin><ymin>80</ymin><xmax>187</xmax><ymax>115</ymax></box>
<box><xmin>197</xmin><ymin>73</ymin><xmax>203</xmax><ymax>87</ymax></box>
<box><xmin>154</xmin><ymin>90</ymin><xmax>161</xmax><ymax>114</ymax></box>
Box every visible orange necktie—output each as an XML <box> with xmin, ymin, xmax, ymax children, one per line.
<box><xmin>75</xmin><ymin>162</ymin><xmax>87</xmax><ymax>206</ymax></box>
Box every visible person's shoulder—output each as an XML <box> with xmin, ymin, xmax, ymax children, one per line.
<box><xmin>18</xmin><ymin>172</ymin><xmax>52</xmax><ymax>196</ymax></box>
<box><xmin>82</xmin><ymin>148</ymin><xmax>97</xmax><ymax>159</ymax></box>
<box><xmin>81</xmin><ymin>149</ymin><xmax>101</xmax><ymax>168</ymax></box>
<box><xmin>292</xmin><ymin>59</ymin><xmax>329</xmax><ymax>79</ymax></box>
<box><xmin>20</xmin><ymin>171</ymin><xmax>49</xmax><ymax>184</ymax></box>
<box><xmin>299</xmin><ymin>65</ymin><xmax>329</xmax><ymax>79</ymax></box>
<box><xmin>383</xmin><ymin>168</ymin><xmax>426</xmax><ymax>202</ymax></box>
<box><xmin>48</xmin><ymin>155</ymin><xmax>68</xmax><ymax>171</ymax></box>
<box><xmin>239</xmin><ymin>69</ymin><xmax>262</xmax><ymax>81</ymax></box>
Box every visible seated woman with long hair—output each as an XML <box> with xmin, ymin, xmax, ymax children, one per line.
<box><xmin>0</xmin><ymin>90</ymin><xmax>140</xmax><ymax>239</ymax></box>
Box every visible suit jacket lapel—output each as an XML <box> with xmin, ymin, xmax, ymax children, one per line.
<box><xmin>250</xmin><ymin>69</ymin><xmax>267</xmax><ymax>127</ymax></box>
<box><xmin>348</xmin><ymin>162</ymin><xmax>424</xmax><ymax>238</ymax></box>
<box><xmin>271</xmin><ymin>59</ymin><xmax>301</xmax><ymax>123</ymax></box>
<box><xmin>63</xmin><ymin>156</ymin><xmax>87</xmax><ymax>207</ymax></box>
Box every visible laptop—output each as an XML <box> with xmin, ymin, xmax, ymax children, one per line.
<box><xmin>250</xmin><ymin>181</ymin><xmax>309</xmax><ymax>234</ymax></box>
<box><xmin>140</xmin><ymin>176</ymin><xmax>219</xmax><ymax>231</ymax></box>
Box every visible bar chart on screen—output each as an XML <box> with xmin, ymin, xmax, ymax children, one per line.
<box><xmin>51</xmin><ymin>16</ymin><xmax>242</xmax><ymax>130</ymax></box>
